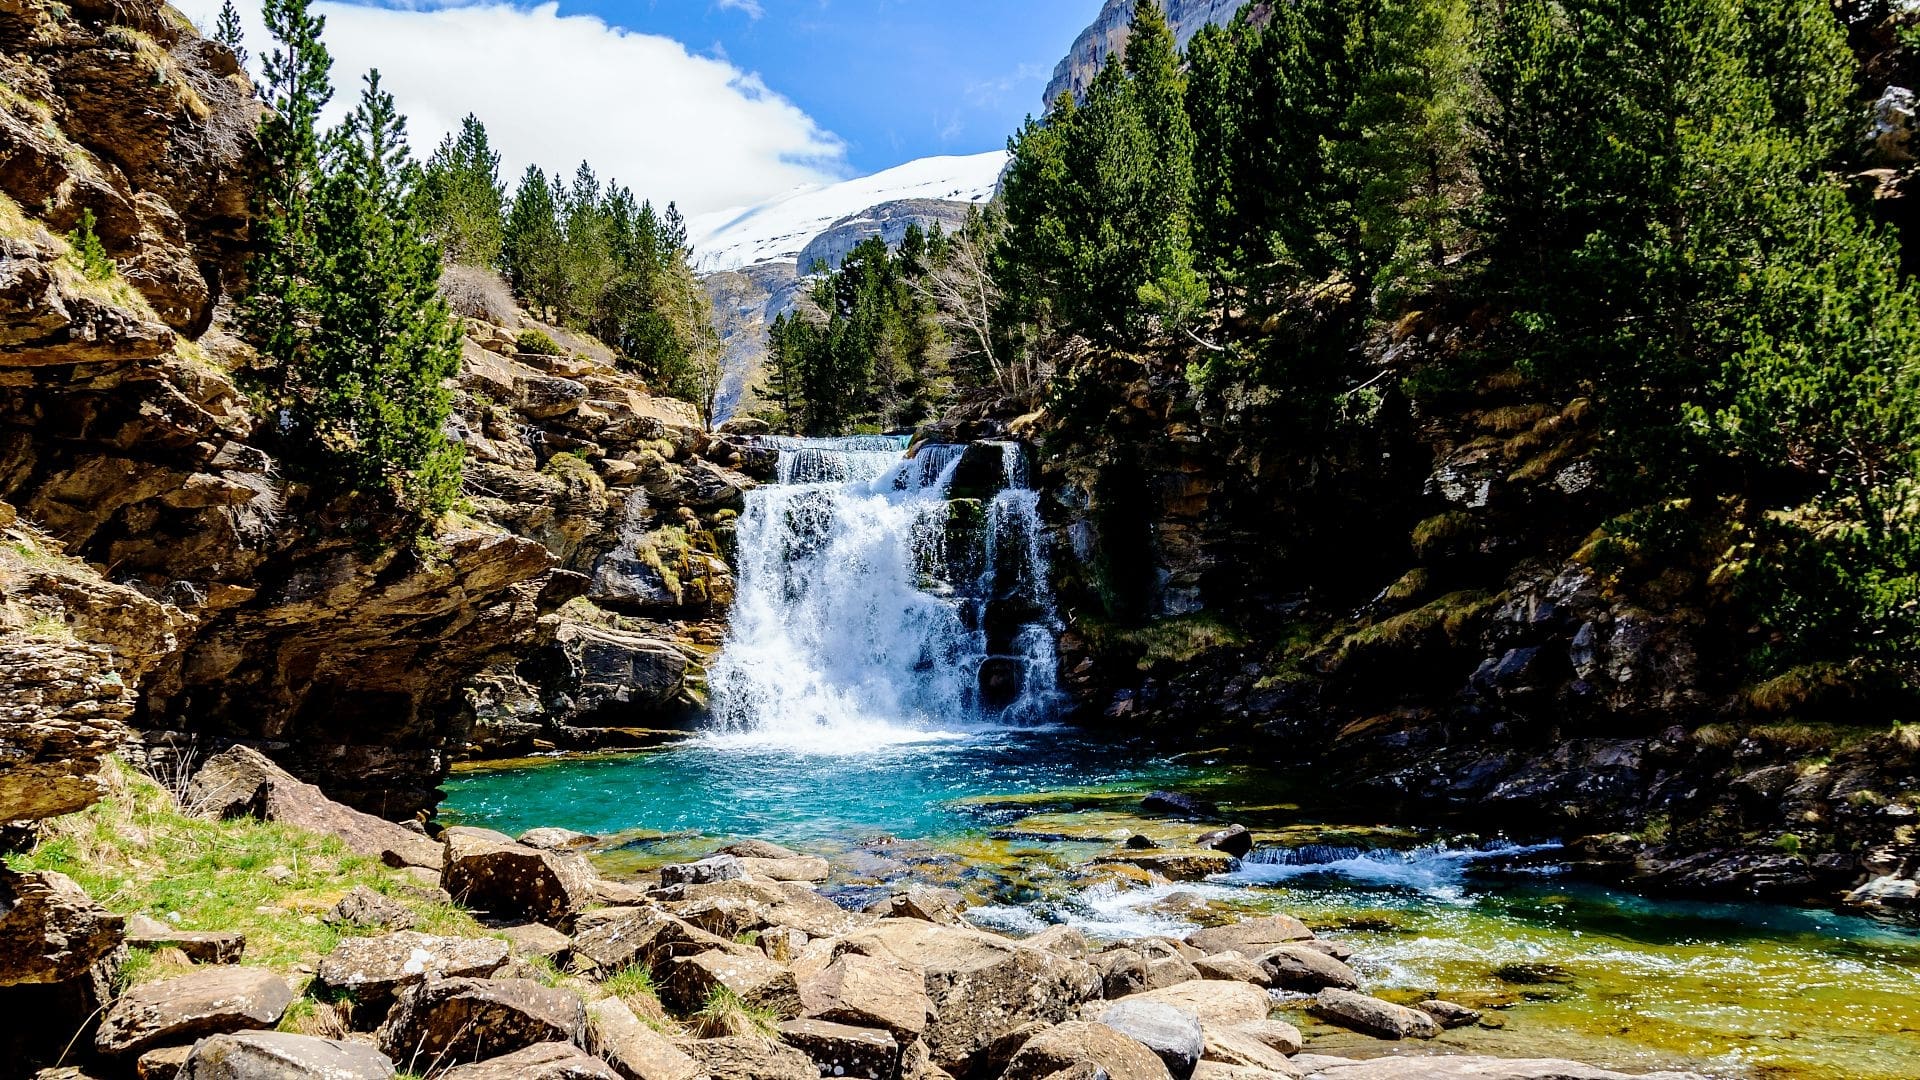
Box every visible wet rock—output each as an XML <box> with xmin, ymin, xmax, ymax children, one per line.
<box><xmin>1256</xmin><ymin>947</ymin><xmax>1359</xmax><ymax>992</ymax></box>
<box><xmin>0</xmin><ymin>869</ymin><xmax>125</xmax><ymax>984</ymax></box>
<box><xmin>96</xmin><ymin>967</ymin><xmax>295</xmax><ymax>1057</ymax></box>
<box><xmin>660</xmin><ymin>855</ymin><xmax>746</xmax><ymax>887</ymax></box>
<box><xmin>314</xmin><ymin>931</ymin><xmax>510</xmax><ymax>1007</ymax></box>
<box><xmin>440</xmin><ymin>1043</ymin><xmax>619</xmax><ymax>1080</ymax></box>
<box><xmin>1413</xmin><ymin>999</ymin><xmax>1481</xmax><ymax>1028</ymax></box>
<box><xmin>680</xmin><ymin>1036</ymin><xmax>819</xmax><ymax>1080</ymax></box>
<box><xmin>184</xmin><ymin>747</ymin><xmax>428</xmax><ymax>862</ymax></box>
<box><xmin>444</xmin><ymin>829</ymin><xmax>598</xmax><ymax>925</ymax></box>
<box><xmin>1193</xmin><ymin>827</ymin><xmax>1254</xmax><ymax>859</ymax></box>
<box><xmin>1002</xmin><ymin>1021</ymin><xmax>1173</xmax><ymax>1080</ymax></box>
<box><xmin>178</xmin><ymin>1031</ymin><xmax>396</xmax><ymax>1079</ymax></box>
<box><xmin>1093</xmin><ymin>851</ymin><xmax>1235</xmax><ymax>881</ymax></box>
<box><xmin>1098</xmin><ymin>1000</ymin><xmax>1204</xmax><ymax>1079</ymax></box>
<box><xmin>1141</xmin><ymin>792</ymin><xmax>1222</xmax><ymax>820</ymax></box>
<box><xmin>1130</xmin><ymin>982</ymin><xmax>1271</xmax><ymax>1027</ymax></box>
<box><xmin>378</xmin><ymin>977</ymin><xmax>586</xmax><ymax>1067</ymax></box>
<box><xmin>834</xmin><ymin>920</ymin><xmax>1102</xmax><ymax>1073</ymax></box>
<box><xmin>1307</xmin><ymin>990</ymin><xmax>1439</xmax><ymax>1041</ymax></box>
<box><xmin>798</xmin><ymin>951</ymin><xmax>932</xmax><ymax>1041</ymax></box>
<box><xmin>570</xmin><ymin>908</ymin><xmax>737</xmax><ymax>976</ymax></box>
<box><xmin>868</xmin><ymin>886</ymin><xmax>968</xmax><ymax>925</ymax></box>
<box><xmin>778</xmin><ymin>1018</ymin><xmax>901</xmax><ymax>1080</ymax></box>
<box><xmin>1289</xmin><ymin>940</ymin><xmax>1354</xmax><ymax>963</ymax></box>
<box><xmin>1185</xmin><ymin>916</ymin><xmax>1312</xmax><ymax>956</ymax></box>
<box><xmin>587</xmin><ymin>997</ymin><xmax>700</xmax><ymax>1080</ymax></box>
<box><xmin>664</xmin><ymin>949</ymin><xmax>802</xmax><ymax>1016</ymax></box>
<box><xmin>322</xmin><ymin>887</ymin><xmax>415</xmax><ymax>931</ymax></box>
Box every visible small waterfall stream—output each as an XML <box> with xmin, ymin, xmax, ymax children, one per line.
<box><xmin>705</xmin><ymin>436</ymin><xmax>1062</xmax><ymax>749</ymax></box>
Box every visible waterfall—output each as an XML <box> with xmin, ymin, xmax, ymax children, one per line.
<box><xmin>705</xmin><ymin>436</ymin><xmax>1063</xmax><ymax>749</ymax></box>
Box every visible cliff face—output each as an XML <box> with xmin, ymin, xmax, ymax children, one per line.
<box><xmin>1044</xmin><ymin>0</ymin><xmax>1259</xmax><ymax>108</ymax></box>
<box><xmin>0</xmin><ymin>0</ymin><xmax>749</xmax><ymax>821</ymax></box>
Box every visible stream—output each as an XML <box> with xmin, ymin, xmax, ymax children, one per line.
<box><xmin>443</xmin><ymin>436</ymin><xmax>1920</xmax><ymax>1080</ymax></box>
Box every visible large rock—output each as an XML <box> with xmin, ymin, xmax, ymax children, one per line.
<box><xmin>835</xmin><ymin>920</ymin><xmax>1102</xmax><ymax>1073</ymax></box>
<box><xmin>1094</xmin><ymin>851</ymin><xmax>1236</xmax><ymax>881</ymax></box>
<box><xmin>543</xmin><ymin>623</ymin><xmax>690</xmax><ymax>721</ymax></box>
<box><xmin>1229</xmin><ymin>1019</ymin><xmax>1302</xmax><ymax>1057</ymax></box>
<box><xmin>664</xmin><ymin>949</ymin><xmax>802</xmax><ymax>1016</ymax></box>
<box><xmin>378</xmin><ymin>977</ymin><xmax>586</xmax><ymax>1067</ymax></box>
<box><xmin>1002</xmin><ymin>1021</ymin><xmax>1174</xmax><ymax>1080</ymax></box>
<box><xmin>1256</xmin><ymin>946</ymin><xmax>1359</xmax><ymax>992</ymax></box>
<box><xmin>184</xmin><ymin>747</ymin><xmax>428</xmax><ymax>861</ymax></box>
<box><xmin>587</xmin><ymin>998</ymin><xmax>700</xmax><ymax>1080</ymax></box>
<box><xmin>680</xmin><ymin>1036</ymin><xmax>819</xmax><ymax>1080</ymax></box>
<box><xmin>1190</xmin><ymin>953</ymin><xmax>1267</xmax><ymax>987</ymax></box>
<box><xmin>0</xmin><ymin>640</ymin><xmax>138</xmax><ymax>823</ymax></box>
<box><xmin>96</xmin><ymin>967</ymin><xmax>295</xmax><ymax>1056</ymax></box>
<box><xmin>1131</xmin><ymin>982</ymin><xmax>1271</xmax><ymax>1027</ymax></box>
<box><xmin>660</xmin><ymin>855</ymin><xmax>746</xmax><ymax>887</ymax></box>
<box><xmin>777</xmin><ymin>1018</ymin><xmax>901</xmax><ymax>1080</ymax></box>
<box><xmin>124</xmin><ymin>914</ymin><xmax>245</xmax><ymax>965</ymax></box>
<box><xmin>798</xmin><ymin>951</ymin><xmax>931</xmax><ymax>1041</ymax></box>
<box><xmin>1199</xmin><ymin>1024</ymin><xmax>1297</xmax><ymax>1075</ymax></box>
<box><xmin>739</xmin><ymin>856</ymin><xmax>833</xmax><ymax>883</ymax></box>
<box><xmin>868</xmin><ymin>886</ymin><xmax>967</xmax><ymax>925</ymax></box>
<box><xmin>1185</xmin><ymin>916</ymin><xmax>1313</xmax><ymax>956</ymax></box>
<box><xmin>1099</xmin><ymin>1000</ymin><xmax>1205</xmax><ymax>1080</ymax></box>
<box><xmin>443</xmin><ymin>828</ymin><xmax>598</xmax><ymax>924</ymax></box>
<box><xmin>570</xmin><ymin>908</ymin><xmax>738</xmax><ymax>976</ymax></box>
<box><xmin>1307</xmin><ymin>990</ymin><xmax>1440</xmax><ymax>1041</ymax></box>
<box><xmin>315</xmin><ymin>931</ymin><xmax>510</xmax><ymax>1006</ymax></box>
<box><xmin>0</xmin><ymin>869</ymin><xmax>124</xmax><ymax>984</ymax></box>
<box><xmin>179</xmin><ymin>1031</ymin><xmax>396</xmax><ymax>1079</ymax></box>
<box><xmin>1291</xmin><ymin>1057</ymin><xmax>1708</xmax><ymax>1079</ymax></box>
<box><xmin>440</xmin><ymin>1043</ymin><xmax>620</xmax><ymax>1080</ymax></box>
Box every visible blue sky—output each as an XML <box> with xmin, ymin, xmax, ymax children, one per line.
<box><xmin>587</xmin><ymin>0</ymin><xmax>1092</xmax><ymax>173</ymax></box>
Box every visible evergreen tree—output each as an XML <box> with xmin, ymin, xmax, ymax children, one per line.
<box><xmin>215</xmin><ymin>0</ymin><xmax>247</xmax><ymax>68</ymax></box>
<box><xmin>302</xmin><ymin>71</ymin><xmax>463</xmax><ymax>514</ymax></box>
<box><xmin>420</xmin><ymin>114</ymin><xmax>505</xmax><ymax>268</ymax></box>
<box><xmin>1122</xmin><ymin>0</ymin><xmax>1206</xmax><ymax>331</ymax></box>
<box><xmin>244</xmin><ymin>0</ymin><xmax>331</xmax><ymax>382</ymax></box>
<box><xmin>503</xmin><ymin>164</ymin><xmax>565</xmax><ymax>317</ymax></box>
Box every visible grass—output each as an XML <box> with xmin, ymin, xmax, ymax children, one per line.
<box><xmin>600</xmin><ymin>964</ymin><xmax>678</xmax><ymax>1033</ymax></box>
<box><xmin>1339</xmin><ymin>589</ymin><xmax>1496</xmax><ymax>659</ymax></box>
<box><xmin>1082</xmin><ymin>613</ymin><xmax>1248</xmax><ymax>668</ymax></box>
<box><xmin>5</xmin><ymin>759</ymin><xmax>485</xmax><ymax>987</ymax></box>
<box><xmin>692</xmin><ymin>985</ymin><xmax>780</xmax><ymax>1038</ymax></box>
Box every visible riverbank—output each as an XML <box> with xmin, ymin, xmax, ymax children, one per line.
<box><xmin>5</xmin><ymin>746</ymin><xmax>1762</xmax><ymax>1080</ymax></box>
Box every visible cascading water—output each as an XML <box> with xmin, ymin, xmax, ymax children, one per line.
<box><xmin>705</xmin><ymin>436</ymin><xmax>1063</xmax><ymax>749</ymax></box>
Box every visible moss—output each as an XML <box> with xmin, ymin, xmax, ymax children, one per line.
<box><xmin>1410</xmin><ymin>511</ymin><xmax>1477</xmax><ymax>560</ymax></box>
<box><xmin>1382</xmin><ymin>567</ymin><xmax>1431</xmax><ymax>605</ymax></box>
<box><xmin>1339</xmin><ymin>589</ymin><xmax>1496</xmax><ymax>658</ymax></box>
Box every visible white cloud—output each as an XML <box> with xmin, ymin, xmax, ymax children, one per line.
<box><xmin>714</xmin><ymin>0</ymin><xmax>765</xmax><ymax>18</ymax></box>
<box><xmin>175</xmin><ymin>1</ymin><xmax>846</xmax><ymax>217</ymax></box>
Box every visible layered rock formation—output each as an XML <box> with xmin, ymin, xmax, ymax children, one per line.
<box><xmin>1044</xmin><ymin>0</ymin><xmax>1262</xmax><ymax>108</ymax></box>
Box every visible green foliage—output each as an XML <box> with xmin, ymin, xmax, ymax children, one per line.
<box><xmin>64</xmin><ymin>208</ymin><xmax>113</xmax><ymax>281</ymax></box>
<box><xmin>214</xmin><ymin>0</ymin><xmax>245</xmax><ymax>67</ymax></box>
<box><xmin>420</xmin><ymin>114</ymin><xmax>505</xmax><ymax>268</ymax></box>
<box><xmin>516</xmin><ymin>327</ymin><xmax>563</xmax><ymax>355</ymax></box>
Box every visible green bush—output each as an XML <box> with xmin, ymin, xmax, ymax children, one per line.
<box><xmin>65</xmin><ymin>208</ymin><xmax>113</xmax><ymax>281</ymax></box>
<box><xmin>516</xmin><ymin>327</ymin><xmax>563</xmax><ymax>355</ymax></box>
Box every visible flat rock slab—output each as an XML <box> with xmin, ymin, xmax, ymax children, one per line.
<box><xmin>1100</xmin><ymin>999</ymin><xmax>1204</xmax><ymax>1079</ymax></box>
<box><xmin>1294</xmin><ymin>1056</ymin><xmax>1708</xmax><ymax>1080</ymax></box>
<box><xmin>1131</xmin><ymin>980</ymin><xmax>1272</xmax><ymax>1027</ymax></box>
<box><xmin>1200</xmin><ymin>1023</ymin><xmax>1296</xmax><ymax>1074</ymax></box>
<box><xmin>1186</xmin><ymin>916</ymin><xmax>1313</xmax><ymax>956</ymax></box>
<box><xmin>1230</xmin><ymin>1018</ymin><xmax>1303</xmax><ymax>1056</ymax></box>
<box><xmin>571</xmin><ymin>908</ymin><xmax>738</xmax><ymax>976</ymax></box>
<box><xmin>379</xmin><ymin>977</ymin><xmax>585</xmax><ymax>1067</ymax></box>
<box><xmin>1003</xmin><ymin>1020</ymin><xmax>1173</xmax><ymax>1080</ymax></box>
<box><xmin>440</xmin><ymin>1043</ymin><xmax>619</xmax><ymax>1080</ymax></box>
<box><xmin>499</xmin><ymin>922</ymin><xmax>573</xmax><ymax>962</ymax></box>
<box><xmin>315</xmin><ymin>931</ymin><xmax>509</xmax><ymax>1004</ymax></box>
<box><xmin>1308</xmin><ymin>990</ymin><xmax>1440</xmax><ymax>1041</ymax></box>
<box><xmin>778</xmin><ymin>1018</ymin><xmax>900</xmax><ymax>1080</ymax></box>
<box><xmin>179</xmin><ymin>1030</ymin><xmax>396</xmax><ymax>1079</ymax></box>
<box><xmin>680</xmin><ymin>1036</ymin><xmax>818</xmax><ymax>1080</ymax></box>
<box><xmin>184</xmin><ymin>746</ymin><xmax>423</xmax><ymax>862</ymax></box>
<box><xmin>738</xmin><ymin>856</ymin><xmax>831</xmax><ymax>883</ymax></box>
<box><xmin>126</xmin><ymin>914</ymin><xmax>246</xmax><ymax>964</ymax></box>
<box><xmin>0</xmin><ymin>869</ymin><xmax>124</xmax><ymax>984</ymax></box>
<box><xmin>96</xmin><ymin>967</ymin><xmax>295</xmax><ymax>1056</ymax></box>
<box><xmin>588</xmin><ymin>998</ymin><xmax>700</xmax><ymax>1080</ymax></box>
<box><xmin>1194</xmin><ymin>1062</ymin><xmax>1304</xmax><ymax>1080</ymax></box>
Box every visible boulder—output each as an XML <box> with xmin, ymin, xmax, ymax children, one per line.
<box><xmin>96</xmin><ymin>967</ymin><xmax>295</xmax><ymax>1056</ymax></box>
<box><xmin>512</xmin><ymin>373</ymin><xmax>590</xmax><ymax>419</ymax></box>
<box><xmin>137</xmin><ymin>1044</ymin><xmax>194</xmax><ymax>1079</ymax></box>
<box><xmin>1002</xmin><ymin>1021</ymin><xmax>1173</xmax><ymax>1080</ymax></box>
<box><xmin>315</xmin><ymin>932</ymin><xmax>510</xmax><ymax>1006</ymax></box>
<box><xmin>1199</xmin><ymin>1024</ymin><xmax>1295</xmax><ymax>1073</ymax></box>
<box><xmin>500</xmin><ymin>923</ymin><xmax>574</xmax><ymax>963</ymax></box>
<box><xmin>1185</xmin><ymin>916</ymin><xmax>1312</xmax><ymax>957</ymax></box>
<box><xmin>1290</xmin><ymin>940</ymin><xmax>1354</xmax><ymax>963</ymax></box>
<box><xmin>1287</xmin><ymin>1058</ymin><xmax>1707</xmax><ymax>1079</ymax></box>
<box><xmin>1192</xmin><ymin>1063</ymin><xmax>1302</xmax><ymax>1080</ymax></box>
<box><xmin>1256</xmin><ymin>947</ymin><xmax>1359</xmax><ymax>992</ymax></box>
<box><xmin>1414</xmin><ymin>999</ymin><xmax>1482</xmax><ymax>1029</ymax></box>
<box><xmin>439</xmin><ymin>1043</ymin><xmax>619</xmax><ymax>1080</ymax></box>
<box><xmin>1096</xmin><ymin>948</ymin><xmax>1150</xmax><ymax>999</ymax></box>
<box><xmin>719</xmin><ymin>839</ymin><xmax>801</xmax><ymax>860</ymax></box>
<box><xmin>1138</xmin><ymin>943</ymin><xmax>1202</xmax><ymax>990</ymax></box>
<box><xmin>1228</xmin><ymin>1019</ymin><xmax>1302</xmax><ymax>1056</ymax></box>
<box><xmin>798</xmin><ymin>951</ymin><xmax>932</xmax><ymax>1041</ymax></box>
<box><xmin>1093</xmin><ymin>852</ymin><xmax>1235</xmax><ymax>881</ymax></box>
<box><xmin>1099</xmin><ymin>1000</ymin><xmax>1204</xmax><ymax>1080</ymax></box>
<box><xmin>1307</xmin><ymin>990</ymin><xmax>1439</xmax><ymax>1041</ymax></box>
<box><xmin>670</xmin><ymin>896</ymin><xmax>774</xmax><ymax>941</ymax></box>
<box><xmin>178</xmin><ymin>1031</ymin><xmax>396</xmax><ymax>1079</ymax></box>
<box><xmin>587</xmin><ymin>998</ymin><xmax>700</xmax><ymax>1080</ymax></box>
<box><xmin>183</xmin><ymin>747</ymin><xmax>425</xmax><ymax>861</ymax></box>
<box><xmin>739</xmin><ymin>856</ymin><xmax>833</xmax><ymax>883</ymax></box>
<box><xmin>1141</xmin><ymin>792</ymin><xmax>1221</xmax><ymax>820</ymax></box>
<box><xmin>680</xmin><ymin>1036</ymin><xmax>819</xmax><ymax>1080</ymax></box>
<box><xmin>1130</xmin><ymin>982</ymin><xmax>1271</xmax><ymax>1027</ymax></box>
<box><xmin>443</xmin><ymin>829</ymin><xmax>598</xmax><ymax>925</ymax></box>
<box><xmin>660</xmin><ymin>855</ymin><xmax>746</xmax><ymax>887</ymax></box>
<box><xmin>835</xmin><ymin>920</ymin><xmax>1102</xmax><ymax>1073</ymax></box>
<box><xmin>869</xmin><ymin>886</ymin><xmax>968</xmax><ymax>925</ymax></box>
<box><xmin>777</xmin><ymin>1018</ymin><xmax>901</xmax><ymax>1080</ymax></box>
<box><xmin>322</xmin><ymin>887</ymin><xmax>416</xmax><ymax>931</ymax></box>
<box><xmin>0</xmin><ymin>869</ymin><xmax>125</xmax><ymax>984</ymax></box>
<box><xmin>1025</xmin><ymin>925</ymin><xmax>1091</xmax><ymax>958</ymax></box>
<box><xmin>378</xmin><ymin>977</ymin><xmax>586</xmax><ymax>1066</ymax></box>
<box><xmin>1193</xmin><ymin>827</ymin><xmax>1255</xmax><ymax>859</ymax></box>
<box><xmin>520</xmin><ymin>828</ymin><xmax>598</xmax><ymax>851</ymax></box>
<box><xmin>663</xmin><ymin>949</ymin><xmax>802</xmax><ymax>1016</ymax></box>
<box><xmin>570</xmin><ymin>908</ymin><xmax>737</xmax><ymax>976</ymax></box>
<box><xmin>1190</xmin><ymin>953</ymin><xmax>1267</xmax><ymax>987</ymax></box>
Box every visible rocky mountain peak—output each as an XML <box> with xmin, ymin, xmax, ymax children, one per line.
<box><xmin>1044</xmin><ymin>0</ymin><xmax>1261</xmax><ymax>108</ymax></box>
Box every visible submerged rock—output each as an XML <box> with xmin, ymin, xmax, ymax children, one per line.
<box><xmin>1307</xmin><ymin>990</ymin><xmax>1440</xmax><ymax>1041</ymax></box>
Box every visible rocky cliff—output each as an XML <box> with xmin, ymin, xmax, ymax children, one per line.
<box><xmin>1044</xmin><ymin>0</ymin><xmax>1260</xmax><ymax>108</ymax></box>
<box><xmin>0</xmin><ymin>0</ymin><xmax>751</xmax><ymax>825</ymax></box>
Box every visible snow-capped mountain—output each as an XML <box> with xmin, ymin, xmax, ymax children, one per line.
<box><xmin>689</xmin><ymin>151</ymin><xmax>1007</xmax><ymax>272</ymax></box>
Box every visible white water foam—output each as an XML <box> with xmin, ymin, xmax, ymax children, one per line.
<box><xmin>703</xmin><ymin>437</ymin><xmax>1063</xmax><ymax>752</ymax></box>
<box><xmin>1220</xmin><ymin>840</ymin><xmax>1565</xmax><ymax>900</ymax></box>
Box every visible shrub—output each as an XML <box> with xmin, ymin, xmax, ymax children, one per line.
<box><xmin>438</xmin><ymin>264</ymin><xmax>517</xmax><ymax>324</ymax></box>
<box><xmin>516</xmin><ymin>327</ymin><xmax>563</xmax><ymax>356</ymax></box>
<box><xmin>65</xmin><ymin>208</ymin><xmax>113</xmax><ymax>281</ymax></box>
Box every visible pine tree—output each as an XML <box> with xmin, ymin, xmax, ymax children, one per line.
<box><xmin>303</xmin><ymin>71</ymin><xmax>463</xmax><ymax>514</ymax></box>
<box><xmin>503</xmin><ymin>164</ymin><xmax>565</xmax><ymax>318</ymax></box>
<box><xmin>244</xmin><ymin>0</ymin><xmax>331</xmax><ymax>390</ymax></box>
<box><xmin>420</xmin><ymin>114</ymin><xmax>505</xmax><ymax>268</ymax></box>
<box><xmin>215</xmin><ymin>0</ymin><xmax>247</xmax><ymax>69</ymax></box>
